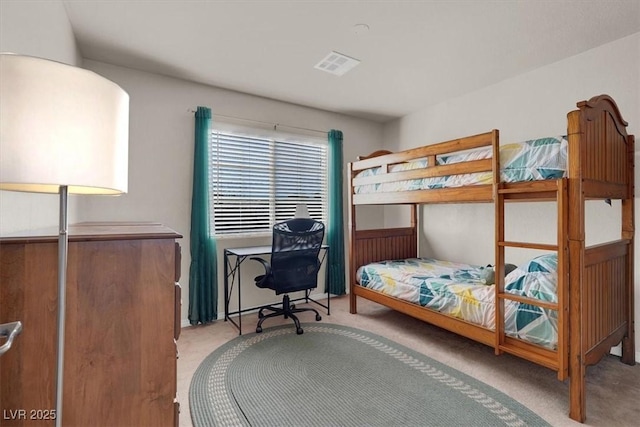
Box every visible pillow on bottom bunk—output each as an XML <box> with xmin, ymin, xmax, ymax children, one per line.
<box><xmin>503</xmin><ymin>253</ymin><xmax>558</xmax><ymax>348</ymax></box>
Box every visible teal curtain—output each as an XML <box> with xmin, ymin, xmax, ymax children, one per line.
<box><xmin>327</xmin><ymin>129</ymin><xmax>346</xmax><ymax>295</ymax></box>
<box><xmin>188</xmin><ymin>107</ymin><xmax>217</xmax><ymax>325</ymax></box>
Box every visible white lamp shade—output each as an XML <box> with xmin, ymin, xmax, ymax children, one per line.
<box><xmin>0</xmin><ymin>54</ymin><xmax>129</xmax><ymax>194</ymax></box>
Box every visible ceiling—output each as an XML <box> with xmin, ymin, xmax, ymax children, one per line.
<box><xmin>62</xmin><ymin>0</ymin><xmax>640</xmax><ymax>122</ymax></box>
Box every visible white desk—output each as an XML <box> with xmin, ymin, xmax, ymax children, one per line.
<box><xmin>223</xmin><ymin>244</ymin><xmax>329</xmax><ymax>334</ymax></box>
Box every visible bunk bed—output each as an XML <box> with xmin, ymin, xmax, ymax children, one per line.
<box><xmin>347</xmin><ymin>95</ymin><xmax>635</xmax><ymax>423</ymax></box>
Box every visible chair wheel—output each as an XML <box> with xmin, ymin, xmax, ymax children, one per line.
<box><xmin>296</xmin><ymin>327</ymin><xmax>304</xmax><ymax>335</ymax></box>
<box><xmin>315</xmin><ymin>314</ymin><xmax>322</xmax><ymax>321</ymax></box>
<box><xmin>256</xmin><ymin>326</ymin><xmax>262</xmax><ymax>333</ymax></box>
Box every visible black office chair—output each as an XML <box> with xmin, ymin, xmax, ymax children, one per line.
<box><xmin>251</xmin><ymin>218</ymin><xmax>325</xmax><ymax>335</ymax></box>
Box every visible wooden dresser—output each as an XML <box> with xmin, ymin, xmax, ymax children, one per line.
<box><xmin>0</xmin><ymin>222</ymin><xmax>182</xmax><ymax>426</ymax></box>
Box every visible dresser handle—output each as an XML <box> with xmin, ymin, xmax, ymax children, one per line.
<box><xmin>0</xmin><ymin>321</ymin><xmax>23</xmax><ymax>356</ymax></box>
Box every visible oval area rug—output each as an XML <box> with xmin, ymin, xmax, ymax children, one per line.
<box><xmin>189</xmin><ymin>323</ymin><xmax>550</xmax><ymax>426</ymax></box>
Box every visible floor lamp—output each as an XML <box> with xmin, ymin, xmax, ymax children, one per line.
<box><xmin>0</xmin><ymin>54</ymin><xmax>129</xmax><ymax>427</ymax></box>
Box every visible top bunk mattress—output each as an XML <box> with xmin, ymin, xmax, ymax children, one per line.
<box><xmin>354</xmin><ymin>136</ymin><xmax>567</xmax><ymax>194</ymax></box>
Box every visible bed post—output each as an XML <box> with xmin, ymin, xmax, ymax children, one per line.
<box><xmin>348</xmin><ymin>161</ymin><xmax>358</xmax><ymax>314</ymax></box>
<box><xmin>410</xmin><ymin>204</ymin><xmax>417</xmax><ymax>238</ymax></box>
<box><xmin>492</xmin><ymin>129</ymin><xmax>505</xmax><ymax>356</ymax></box>
<box><xmin>556</xmin><ymin>178</ymin><xmax>570</xmax><ymax>381</ymax></box>
<box><xmin>621</xmin><ymin>134</ymin><xmax>635</xmax><ymax>365</ymax></box>
<box><xmin>567</xmin><ymin>108</ymin><xmax>586</xmax><ymax>423</ymax></box>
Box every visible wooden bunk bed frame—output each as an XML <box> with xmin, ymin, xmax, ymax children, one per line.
<box><xmin>347</xmin><ymin>95</ymin><xmax>635</xmax><ymax>423</ymax></box>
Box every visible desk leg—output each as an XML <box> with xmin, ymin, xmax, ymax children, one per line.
<box><xmin>237</xmin><ymin>257</ymin><xmax>242</xmax><ymax>335</ymax></box>
<box><xmin>223</xmin><ymin>253</ymin><xmax>245</xmax><ymax>335</ymax></box>
<box><xmin>224</xmin><ymin>250</ymin><xmax>229</xmax><ymax>322</ymax></box>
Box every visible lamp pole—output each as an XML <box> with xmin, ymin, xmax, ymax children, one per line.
<box><xmin>55</xmin><ymin>185</ymin><xmax>69</xmax><ymax>427</ymax></box>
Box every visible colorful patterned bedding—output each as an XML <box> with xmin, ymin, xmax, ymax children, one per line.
<box><xmin>354</xmin><ymin>136</ymin><xmax>567</xmax><ymax>194</ymax></box>
<box><xmin>356</xmin><ymin>254</ymin><xmax>559</xmax><ymax>349</ymax></box>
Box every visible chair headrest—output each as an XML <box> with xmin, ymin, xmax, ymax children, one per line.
<box><xmin>274</xmin><ymin>218</ymin><xmax>324</xmax><ymax>234</ymax></box>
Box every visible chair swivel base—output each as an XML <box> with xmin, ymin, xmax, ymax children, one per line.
<box><xmin>256</xmin><ymin>294</ymin><xmax>321</xmax><ymax>335</ymax></box>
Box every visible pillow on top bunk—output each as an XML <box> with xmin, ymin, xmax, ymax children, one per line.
<box><xmin>504</xmin><ymin>253</ymin><xmax>558</xmax><ymax>303</ymax></box>
<box><xmin>500</xmin><ymin>136</ymin><xmax>568</xmax><ymax>181</ymax></box>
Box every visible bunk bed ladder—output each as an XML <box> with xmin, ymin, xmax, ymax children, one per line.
<box><xmin>494</xmin><ymin>179</ymin><xmax>569</xmax><ymax>379</ymax></box>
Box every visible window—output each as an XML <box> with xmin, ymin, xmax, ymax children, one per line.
<box><xmin>209</xmin><ymin>126</ymin><xmax>327</xmax><ymax>236</ymax></box>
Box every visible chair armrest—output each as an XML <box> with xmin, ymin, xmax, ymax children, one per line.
<box><xmin>250</xmin><ymin>257</ymin><xmax>272</xmax><ymax>287</ymax></box>
<box><xmin>250</xmin><ymin>257</ymin><xmax>271</xmax><ymax>273</ymax></box>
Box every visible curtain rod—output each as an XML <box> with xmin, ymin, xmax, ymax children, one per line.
<box><xmin>189</xmin><ymin>109</ymin><xmax>327</xmax><ymax>135</ymax></box>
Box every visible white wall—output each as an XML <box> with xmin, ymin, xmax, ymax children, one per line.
<box><xmin>0</xmin><ymin>0</ymin><xmax>83</xmax><ymax>235</ymax></box>
<box><xmin>79</xmin><ymin>60</ymin><xmax>384</xmax><ymax>325</ymax></box>
<box><xmin>381</xmin><ymin>33</ymin><xmax>640</xmax><ymax>356</ymax></box>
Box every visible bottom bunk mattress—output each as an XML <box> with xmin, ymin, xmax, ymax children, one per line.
<box><xmin>356</xmin><ymin>253</ymin><xmax>558</xmax><ymax>349</ymax></box>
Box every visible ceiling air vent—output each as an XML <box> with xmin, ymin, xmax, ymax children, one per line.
<box><xmin>314</xmin><ymin>51</ymin><xmax>360</xmax><ymax>76</ymax></box>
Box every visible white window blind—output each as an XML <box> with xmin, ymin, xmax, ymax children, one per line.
<box><xmin>209</xmin><ymin>128</ymin><xmax>327</xmax><ymax>236</ymax></box>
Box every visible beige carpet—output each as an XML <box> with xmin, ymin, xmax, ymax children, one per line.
<box><xmin>177</xmin><ymin>295</ymin><xmax>640</xmax><ymax>427</ymax></box>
